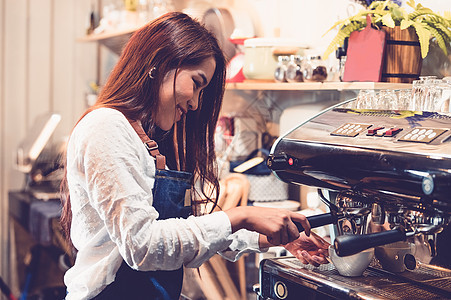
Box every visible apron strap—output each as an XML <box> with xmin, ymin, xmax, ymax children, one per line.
<box><xmin>128</xmin><ymin>120</ymin><xmax>166</xmax><ymax>170</ymax></box>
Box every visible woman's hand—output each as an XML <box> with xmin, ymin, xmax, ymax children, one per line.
<box><xmin>225</xmin><ymin>206</ymin><xmax>311</xmax><ymax>246</ymax></box>
<box><xmin>283</xmin><ymin>231</ymin><xmax>330</xmax><ymax>267</ymax></box>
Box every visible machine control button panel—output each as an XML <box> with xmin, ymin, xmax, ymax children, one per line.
<box><xmin>331</xmin><ymin>123</ymin><xmax>448</xmax><ymax>143</ymax></box>
<box><xmin>365</xmin><ymin>126</ymin><xmax>403</xmax><ymax>137</ymax></box>
<box><xmin>330</xmin><ymin>123</ymin><xmax>372</xmax><ymax>137</ymax></box>
<box><xmin>398</xmin><ymin>128</ymin><xmax>447</xmax><ymax>143</ymax></box>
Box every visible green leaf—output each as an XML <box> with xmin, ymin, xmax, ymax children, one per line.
<box><xmin>408</xmin><ymin>8</ymin><xmax>435</xmax><ymax>21</ymax></box>
<box><xmin>433</xmin><ymin>22</ymin><xmax>451</xmax><ymax>41</ymax></box>
<box><xmin>369</xmin><ymin>1</ymin><xmax>387</xmax><ymax>10</ymax></box>
<box><xmin>382</xmin><ymin>14</ymin><xmax>395</xmax><ymax>28</ymax></box>
<box><xmin>400</xmin><ymin>19</ymin><xmax>414</xmax><ymax>30</ymax></box>
<box><xmin>412</xmin><ymin>22</ymin><xmax>431</xmax><ymax>58</ymax></box>
<box><xmin>392</xmin><ymin>7</ymin><xmax>404</xmax><ymax>20</ymax></box>
<box><xmin>406</xmin><ymin>0</ymin><xmax>416</xmax><ymax>10</ymax></box>
<box><xmin>425</xmin><ymin>15</ymin><xmax>451</xmax><ymax>31</ymax></box>
<box><xmin>322</xmin><ymin>11</ymin><xmax>370</xmax><ymax>36</ymax></box>
<box><xmin>323</xmin><ymin>23</ymin><xmax>363</xmax><ymax>60</ymax></box>
<box><xmin>401</xmin><ymin>10</ymin><xmax>410</xmax><ymax>20</ymax></box>
<box><xmin>425</xmin><ymin>23</ymin><xmax>449</xmax><ymax>56</ymax></box>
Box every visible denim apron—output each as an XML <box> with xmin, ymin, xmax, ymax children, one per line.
<box><xmin>93</xmin><ymin>120</ymin><xmax>192</xmax><ymax>300</ymax></box>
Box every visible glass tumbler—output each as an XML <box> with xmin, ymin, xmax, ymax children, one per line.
<box><xmin>411</xmin><ymin>79</ymin><xmax>426</xmax><ymax>111</ymax></box>
<box><xmin>423</xmin><ymin>79</ymin><xmax>443</xmax><ymax>111</ymax></box>
<box><xmin>356</xmin><ymin>89</ymin><xmax>376</xmax><ymax>109</ymax></box>
<box><xmin>396</xmin><ymin>89</ymin><xmax>412</xmax><ymax>110</ymax></box>
<box><xmin>376</xmin><ymin>89</ymin><xmax>398</xmax><ymax>110</ymax></box>
<box><xmin>432</xmin><ymin>80</ymin><xmax>451</xmax><ymax>114</ymax></box>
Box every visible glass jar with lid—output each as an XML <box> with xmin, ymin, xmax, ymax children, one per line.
<box><xmin>303</xmin><ymin>55</ymin><xmax>328</xmax><ymax>82</ymax></box>
<box><xmin>274</xmin><ymin>56</ymin><xmax>290</xmax><ymax>82</ymax></box>
<box><xmin>286</xmin><ymin>55</ymin><xmax>304</xmax><ymax>83</ymax></box>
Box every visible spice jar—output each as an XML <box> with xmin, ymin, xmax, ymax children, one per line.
<box><xmin>286</xmin><ymin>55</ymin><xmax>304</xmax><ymax>82</ymax></box>
<box><xmin>303</xmin><ymin>55</ymin><xmax>328</xmax><ymax>82</ymax></box>
<box><xmin>274</xmin><ymin>56</ymin><xmax>290</xmax><ymax>82</ymax></box>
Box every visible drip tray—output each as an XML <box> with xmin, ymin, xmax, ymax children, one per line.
<box><xmin>259</xmin><ymin>257</ymin><xmax>451</xmax><ymax>299</ymax></box>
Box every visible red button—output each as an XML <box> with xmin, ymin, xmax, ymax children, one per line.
<box><xmin>288</xmin><ymin>158</ymin><xmax>294</xmax><ymax>165</ymax></box>
<box><xmin>385</xmin><ymin>128</ymin><xmax>403</xmax><ymax>137</ymax></box>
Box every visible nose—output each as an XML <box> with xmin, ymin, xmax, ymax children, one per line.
<box><xmin>188</xmin><ymin>90</ymin><xmax>200</xmax><ymax>111</ymax></box>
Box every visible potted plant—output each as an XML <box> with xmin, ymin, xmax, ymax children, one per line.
<box><xmin>323</xmin><ymin>0</ymin><xmax>451</xmax><ymax>82</ymax></box>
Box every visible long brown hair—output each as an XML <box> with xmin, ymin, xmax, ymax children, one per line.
<box><xmin>60</xmin><ymin>12</ymin><xmax>226</xmax><ymax>246</ymax></box>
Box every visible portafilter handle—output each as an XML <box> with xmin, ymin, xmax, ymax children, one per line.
<box><xmin>334</xmin><ymin>227</ymin><xmax>406</xmax><ymax>257</ymax></box>
<box><xmin>294</xmin><ymin>212</ymin><xmax>342</xmax><ymax>233</ymax></box>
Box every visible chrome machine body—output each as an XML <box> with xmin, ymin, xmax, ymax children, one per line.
<box><xmin>259</xmin><ymin>97</ymin><xmax>451</xmax><ymax>299</ymax></box>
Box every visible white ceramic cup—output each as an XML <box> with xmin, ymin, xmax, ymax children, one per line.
<box><xmin>328</xmin><ymin>245</ymin><xmax>374</xmax><ymax>277</ymax></box>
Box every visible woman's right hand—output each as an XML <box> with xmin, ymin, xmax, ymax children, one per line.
<box><xmin>225</xmin><ymin>206</ymin><xmax>311</xmax><ymax>246</ymax></box>
<box><xmin>283</xmin><ymin>231</ymin><xmax>330</xmax><ymax>266</ymax></box>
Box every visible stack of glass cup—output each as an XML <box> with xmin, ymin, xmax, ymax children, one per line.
<box><xmin>345</xmin><ymin>76</ymin><xmax>451</xmax><ymax>114</ymax></box>
<box><xmin>411</xmin><ymin>76</ymin><xmax>451</xmax><ymax>113</ymax></box>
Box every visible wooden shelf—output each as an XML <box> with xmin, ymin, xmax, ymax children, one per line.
<box><xmin>77</xmin><ymin>28</ymin><xmax>138</xmax><ymax>55</ymax></box>
<box><xmin>77</xmin><ymin>27</ymin><xmax>138</xmax><ymax>42</ymax></box>
<box><xmin>226</xmin><ymin>81</ymin><xmax>412</xmax><ymax>91</ymax></box>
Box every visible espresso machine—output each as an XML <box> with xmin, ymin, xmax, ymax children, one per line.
<box><xmin>258</xmin><ymin>93</ymin><xmax>451</xmax><ymax>299</ymax></box>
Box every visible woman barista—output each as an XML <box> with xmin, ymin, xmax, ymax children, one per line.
<box><xmin>60</xmin><ymin>12</ymin><xmax>329</xmax><ymax>300</ymax></box>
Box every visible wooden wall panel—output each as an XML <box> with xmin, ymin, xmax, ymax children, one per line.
<box><xmin>1</xmin><ymin>0</ymin><xmax>28</xmax><ymax>288</ymax></box>
<box><xmin>0</xmin><ymin>0</ymin><xmax>6</xmax><ymax>286</ymax></box>
<box><xmin>4</xmin><ymin>1</ymin><xmax>27</xmax><ymax>188</ymax></box>
<box><xmin>28</xmin><ymin>0</ymin><xmax>52</xmax><ymax>119</ymax></box>
<box><xmin>0</xmin><ymin>0</ymin><xmax>97</xmax><ymax>289</ymax></box>
<box><xmin>53</xmin><ymin>0</ymin><xmax>76</xmax><ymax>138</ymax></box>
<box><xmin>69</xmin><ymin>0</ymin><xmax>97</xmax><ymax>133</ymax></box>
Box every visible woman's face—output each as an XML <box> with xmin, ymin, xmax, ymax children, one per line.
<box><xmin>156</xmin><ymin>57</ymin><xmax>216</xmax><ymax>131</ymax></box>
